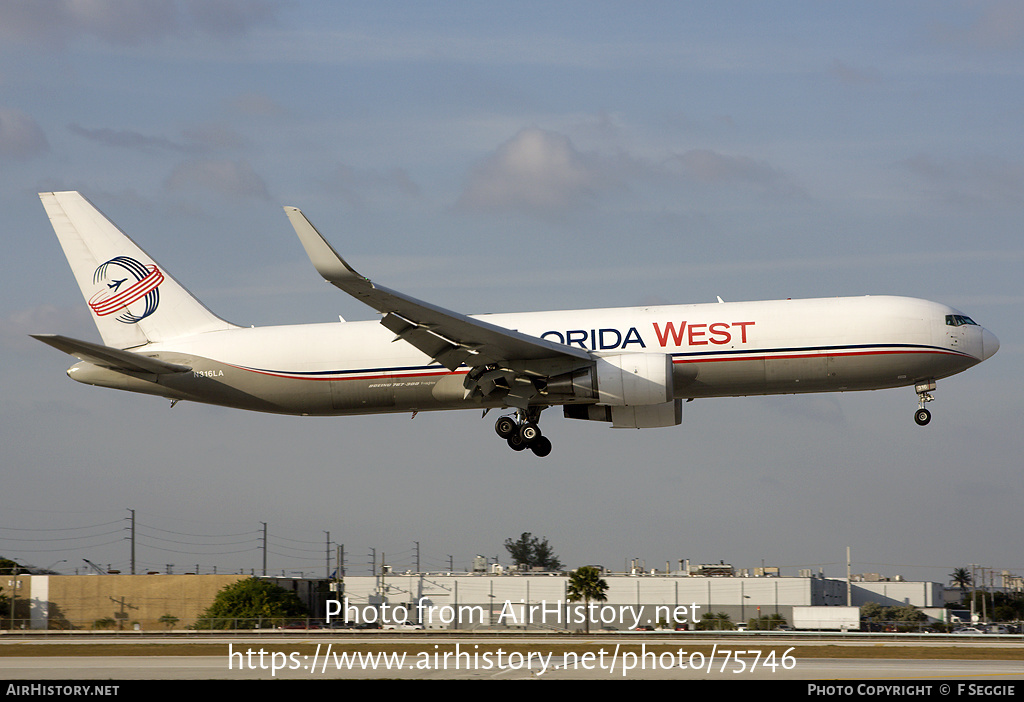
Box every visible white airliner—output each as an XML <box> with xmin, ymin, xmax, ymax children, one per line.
<box><xmin>34</xmin><ymin>191</ymin><xmax>999</xmax><ymax>457</ymax></box>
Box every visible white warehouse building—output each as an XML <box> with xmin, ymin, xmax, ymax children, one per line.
<box><xmin>330</xmin><ymin>572</ymin><xmax>942</xmax><ymax>630</ymax></box>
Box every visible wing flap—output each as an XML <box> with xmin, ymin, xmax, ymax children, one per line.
<box><xmin>31</xmin><ymin>334</ymin><xmax>192</xmax><ymax>375</ymax></box>
<box><xmin>381</xmin><ymin>312</ymin><xmax>477</xmax><ymax>370</ymax></box>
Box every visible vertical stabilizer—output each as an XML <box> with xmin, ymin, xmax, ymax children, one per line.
<box><xmin>39</xmin><ymin>192</ymin><xmax>237</xmax><ymax>349</ymax></box>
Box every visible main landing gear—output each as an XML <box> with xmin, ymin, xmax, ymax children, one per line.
<box><xmin>914</xmin><ymin>381</ymin><xmax>935</xmax><ymax>426</ymax></box>
<box><xmin>495</xmin><ymin>409</ymin><xmax>552</xmax><ymax>457</ymax></box>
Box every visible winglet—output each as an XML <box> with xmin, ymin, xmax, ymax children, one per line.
<box><xmin>284</xmin><ymin>206</ymin><xmax>367</xmax><ymax>287</ymax></box>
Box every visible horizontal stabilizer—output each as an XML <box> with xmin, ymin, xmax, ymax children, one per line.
<box><xmin>31</xmin><ymin>334</ymin><xmax>191</xmax><ymax>374</ymax></box>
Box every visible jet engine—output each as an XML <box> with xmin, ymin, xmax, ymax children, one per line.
<box><xmin>554</xmin><ymin>353</ymin><xmax>682</xmax><ymax>428</ymax></box>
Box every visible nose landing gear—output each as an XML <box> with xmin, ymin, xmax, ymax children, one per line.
<box><xmin>914</xmin><ymin>381</ymin><xmax>935</xmax><ymax>426</ymax></box>
<box><xmin>494</xmin><ymin>409</ymin><xmax>552</xmax><ymax>457</ymax></box>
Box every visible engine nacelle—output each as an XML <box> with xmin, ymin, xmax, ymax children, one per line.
<box><xmin>594</xmin><ymin>352</ymin><xmax>674</xmax><ymax>406</ymax></box>
<box><xmin>559</xmin><ymin>353</ymin><xmax>681</xmax><ymax>428</ymax></box>
<box><xmin>563</xmin><ymin>399</ymin><xmax>682</xmax><ymax>428</ymax></box>
<box><xmin>547</xmin><ymin>353</ymin><xmax>674</xmax><ymax>404</ymax></box>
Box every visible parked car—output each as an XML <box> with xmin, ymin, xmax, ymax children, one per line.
<box><xmin>382</xmin><ymin>621</ymin><xmax>423</xmax><ymax>630</ymax></box>
<box><xmin>280</xmin><ymin>621</ymin><xmax>321</xmax><ymax>630</ymax></box>
<box><xmin>325</xmin><ymin>621</ymin><xmax>356</xmax><ymax>629</ymax></box>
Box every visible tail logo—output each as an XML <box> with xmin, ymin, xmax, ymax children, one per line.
<box><xmin>88</xmin><ymin>256</ymin><xmax>163</xmax><ymax>323</ymax></box>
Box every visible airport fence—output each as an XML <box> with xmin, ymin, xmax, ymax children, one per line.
<box><xmin>2</xmin><ymin>616</ymin><xmax>345</xmax><ymax>632</ymax></box>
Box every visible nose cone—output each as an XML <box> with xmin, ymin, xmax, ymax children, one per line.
<box><xmin>982</xmin><ymin>328</ymin><xmax>1000</xmax><ymax>361</ymax></box>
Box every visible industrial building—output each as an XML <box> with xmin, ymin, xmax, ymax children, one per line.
<box><xmin>5</xmin><ymin>566</ymin><xmax>949</xmax><ymax>631</ymax></box>
<box><xmin>3</xmin><ymin>573</ymin><xmax>321</xmax><ymax>631</ymax></box>
<box><xmin>334</xmin><ymin>570</ymin><xmax>944</xmax><ymax>630</ymax></box>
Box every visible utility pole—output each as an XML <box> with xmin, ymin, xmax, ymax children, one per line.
<box><xmin>261</xmin><ymin>523</ymin><xmax>267</xmax><ymax>576</ymax></box>
<box><xmin>981</xmin><ymin>567</ymin><xmax>988</xmax><ymax>622</ymax></box>
<box><xmin>109</xmin><ymin>596</ymin><xmax>137</xmax><ymax>631</ymax></box>
<box><xmin>325</xmin><ymin>531</ymin><xmax>331</xmax><ymax>578</ymax></box>
<box><xmin>846</xmin><ymin>546</ymin><xmax>851</xmax><ymax>607</ymax></box>
<box><xmin>128</xmin><ymin>509</ymin><xmax>135</xmax><ymax>575</ymax></box>
<box><xmin>331</xmin><ymin>544</ymin><xmax>346</xmax><ymax>609</ymax></box>
<box><xmin>970</xmin><ymin>563</ymin><xmax>978</xmax><ymax>622</ymax></box>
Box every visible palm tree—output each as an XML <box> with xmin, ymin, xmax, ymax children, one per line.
<box><xmin>566</xmin><ymin>566</ymin><xmax>609</xmax><ymax>634</ymax></box>
<box><xmin>950</xmin><ymin>567</ymin><xmax>972</xmax><ymax>598</ymax></box>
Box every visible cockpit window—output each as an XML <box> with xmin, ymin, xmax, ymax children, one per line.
<box><xmin>946</xmin><ymin>314</ymin><xmax>978</xmax><ymax>327</ymax></box>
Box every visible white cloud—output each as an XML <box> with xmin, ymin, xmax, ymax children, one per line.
<box><xmin>164</xmin><ymin>159</ymin><xmax>270</xmax><ymax>200</ymax></box>
<box><xmin>456</xmin><ymin>127</ymin><xmax>611</xmax><ymax>215</ymax></box>
<box><xmin>1</xmin><ymin>305</ymin><xmax>93</xmax><ymax>351</ymax></box>
<box><xmin>667</xmin><ymin>148</ymin><xmax>805</xmax><ymax>197</ymax></box>
<box><xmin>828</xmin><ymin>58</ymin><xmax>882</xmax><ymax>86</ymax></box>
<box><xmin>934</xmin><ymin>1</ymin><xmax>1024</xmax><ymax>51</ymax></box>
<box><xmin>228</xmin><ymin>92</ymin><xmax>288</xmax><ymax>118</ymax></box>
<box><xmin>69</xmin><ymin>122</ymin><xmax>248</xmax><ymax>155</ymax></box>
<box><xmin>0</xmin><ymin>0</ymin><xmax>278</xmax><ymax>48</ymax></box>
<box><xmin>0</xmin><ymin>107</ymin><xmax>48</xmax><ymax>160</ymax></box>
<box><xmin>321</xmin><ymin>163</ymin><xmax>420</xmax><ymax>209</ymax></box>
<box><xmin>454</xmin><ymin>128</ymin><xmax>809</xmax><ymax>218</ymax></box>
<box><xmin>899</xmin><ymin>152</ymin><xmax>1024</xmax><ymax>206</ymax></box>
<box><xmin>68</xmin><ymin>123</ymin><xmax>187</xmax><ymax>153</ymax></box>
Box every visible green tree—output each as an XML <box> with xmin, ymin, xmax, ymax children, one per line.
<box><xmin>158</xmin><ymin>614</ymin><xmax>180</xmax><ymax>630</ymax></box>
<box><xmin>0</xmin><ymin>558</ymin><xmax>26</xmax><ymax>575</ymax></box>
<box><xmin>697</xmin><ymin>612</ymin><xmax>734</xmax><ymax>631</ymax></box>
<box><xmin>891</xmin><ymin>605</ymin><xmax>927</xmax><ymax>627</ymax></box>
<box><xmin>990</xmin><ymin>592</ymin><xmax>1024</xmax><ymax>622</ymax></box>
<box><xmin>195</xmin><ymin>578</ymin><xmax>308</xmax><ymax>629</ymax></box>
<box><xmin>503</xmin><ymin>532</ymin><xmax>562</xmax><ymax>571</ymax></box>
<box><xmin>0</xmin><ymin>557</ymin><xmax>26</xmax><ymax>624</ymax></box>
<box><xmin>748</xmin><ymin>613</ymin><xmax>787</xmax><ymax>630</ymax></box>
<box><xmin>566</xmin><ymin>566</ymin><xmax>609</xmax><ymax>634</ymax></box>
<box><xmin>861</xmin><ymin>602</ymin><xmax>887</xmax><ymax>623</ymax></box>
<box><xmin>861</xmin><ymin>602</ymin><xmax>928</xmax><ymax>631</ymax></box>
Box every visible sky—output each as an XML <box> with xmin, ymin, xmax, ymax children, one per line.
<box><xmin>0</xmin><ymin>1</ymin><xmax>1020</xmax><ymax>585</ymax></box>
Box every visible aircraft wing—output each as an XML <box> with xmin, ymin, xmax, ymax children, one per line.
<box><xmin>31</xmin><ymin>334</ymin><xmax>192</xmax><ymax>375</ymax></box>
<box><xmin>285</xmin><ymin>206</ymin><xmax>591</xmax><ymax>374</ymax></box>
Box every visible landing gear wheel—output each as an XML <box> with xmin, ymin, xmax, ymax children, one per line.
<box><xmin>519</xmin><ymin>422</ymin><xmax>541</xmax><ymax>444</ymax></box>
<box><xmin>914</xmin><ymin>381</ymin><xmax>935</xmax><ymax>427</ymax></box>
<box><xmin>530</xmin><ymin>436</ymin><xmax>552</xmax><ymax>457</ymax></box>
<box><xmin>495</xmin><ymin>416</ymin><xmax>517</xmax><ymax>439</ymax></box>
<box><xmin>507</xmin><ymin>434</ymin><xmax>528</xmax><ymax>451</ymax></box>
<box><xmin>495</xmin><ymin>407</ymin><xmax>551</xmax><ymax>455</ymax></box>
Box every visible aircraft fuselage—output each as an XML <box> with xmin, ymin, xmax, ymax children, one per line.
<box><xmin>67</xmin><ymin>295</ymin><xmax>991</xmax><ymax>416</ymax></box>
